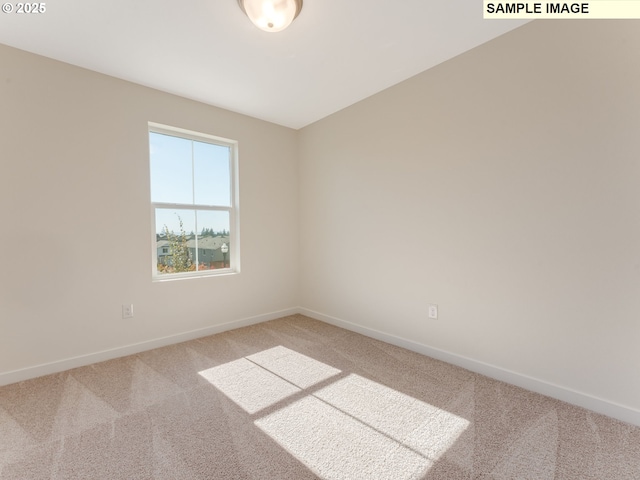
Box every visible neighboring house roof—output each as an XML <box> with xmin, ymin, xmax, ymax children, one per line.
<box><xmin>193</xmin><ymin>236</ymin><xmax>229</xmax><ymax>250</ymax></box>
<box><xmin>156</xmin><ymin>237</ymin><xmax>229</xmax><ymax>251</ymax></box>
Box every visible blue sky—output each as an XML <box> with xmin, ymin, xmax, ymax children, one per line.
<box><xmin>150</xmin><ymin>132</ymin><xmax>231</xmax><ymax>235</ymax></box>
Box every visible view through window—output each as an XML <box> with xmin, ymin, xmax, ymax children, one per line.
<box><xmin>149</xmin><ymin>123</ymin><xmax>238</xmax><ymax>279</ymax></box>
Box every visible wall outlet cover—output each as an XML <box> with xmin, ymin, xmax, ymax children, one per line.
<box><xmin>122</xmin><ymin>304</ymin><xmax>134</xmax><ymax>319</ymax></box>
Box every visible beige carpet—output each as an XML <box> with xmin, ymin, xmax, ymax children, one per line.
<box><xmin>1</xmin><ymin>314</ymin><xmax>639</xmax><ymax>479</ymax></box>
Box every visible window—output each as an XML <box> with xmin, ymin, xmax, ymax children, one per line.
<box><xmin>149</xmin><ymin>123</ymin><xmax>238</xmax><ymax>279</ymax></box>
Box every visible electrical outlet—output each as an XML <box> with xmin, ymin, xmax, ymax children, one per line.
<box><xmin>428</xmin><ymin>304</ymin><xmax>438</xmax><ymax>320</ymax></box>
<box><xmin>122</xmin><ymin>304</ymin><xmax>134</xmax><ymax>319</ymax></box>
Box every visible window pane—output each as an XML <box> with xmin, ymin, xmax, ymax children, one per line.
<box><xmin>149</xmin><ymin>123</ymin><xmax>238</xmax><ymax>279</ymax></box>
<box><xmin>194</xmin><ymin>141</ymin><xmax>231</xmax><ymax>206</ymax></box>
<box><xmin>196</xmin><ymin>210</ymin><xmax>231</xmax><ymax>270</ymax></box>
<box><xmin>155</xmin><ymin>209</ymin><xmax>196</xmax><ymax>274</ymax></box>
<box><xmin>150</xmin><ymin>132</ymin><xmax>194</xmax><ymax>204</ymax></box>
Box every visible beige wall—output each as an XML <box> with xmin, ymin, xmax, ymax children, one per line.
<box><xmin>299</xmin><ymin>20</ymin><xmax>640</xmax><ymax>415</ymax></box>
<box><xmin>0</xmin><ymin>44</ymin><xmax>299</xmax><ymax>376</ymax></box>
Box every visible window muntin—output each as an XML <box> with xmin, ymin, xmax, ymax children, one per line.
<box><xmin>149</xmin><ymin>123</ymin><xmax>238</xmax><ymax>279</ymax></box>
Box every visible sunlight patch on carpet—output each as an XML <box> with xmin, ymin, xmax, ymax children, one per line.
<box><xmin>316</xmin><ymin>374</ymin><xmax>470</xmax><ymax>462</ymax></box>
<box><xmin>199</xmin><ymin>358</ymin><xmax>301</xmax><ymax>414</ymax></box>
<box><xmin>247</xmin><ymin>346</ymin><xmax>342</xmax><ymax>389</ymax></box>
<box><xmin>201</xmin><ymin>346</ymin><xmax>469</xmax><ymax>479</ymax></box>
<box><xmin>256</xmin><ymin>396</ymin><xmax>430</xmax><ymax>480</ymax></box>
<box><xmin>198</xmin><ymin>346</ymin><xmax>341</xmax><ymax>414</ymax></box>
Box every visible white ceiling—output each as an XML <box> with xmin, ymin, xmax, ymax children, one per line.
<box><xmin>0</xmin><ymin>0</ymin><xmax>528</xmax><ymax>129</ymax></box>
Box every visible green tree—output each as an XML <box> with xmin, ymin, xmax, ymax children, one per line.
<box><xmin>163</xmin><ymin>215</ymin><xmax>192</xmax><ymax>272</ymax></box>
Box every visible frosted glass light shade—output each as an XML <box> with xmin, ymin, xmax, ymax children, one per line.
<box><xmin>238</xmin><ymin>0</ymin><xmax>302</xmax><ymax>32</ymax></box>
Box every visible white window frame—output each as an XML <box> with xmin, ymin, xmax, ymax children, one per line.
<box><xmin>149</xmin><ymin>122</ymin><xmax>240</xmax><ymax>281</ymax></box>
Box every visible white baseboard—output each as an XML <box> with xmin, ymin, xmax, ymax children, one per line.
<box><xmin>298</xmin><ymin>307</ymin><xmax>640</xmax><ymax>427</ymax></box>
<box><xmin>4</xmin><ymin>305</ymin><xmax>639</xmax><ymax>427</ymax></box>
<box><xmin>0</xmin><ymin>307</ymin><xmax>299</xmax><ymax>387</ymax></box>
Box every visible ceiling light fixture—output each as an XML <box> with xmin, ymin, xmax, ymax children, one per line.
<box><xmin>237</xmin><ymin>0</ymin><xmax>303</xmax><ymax>33</ymax></box>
